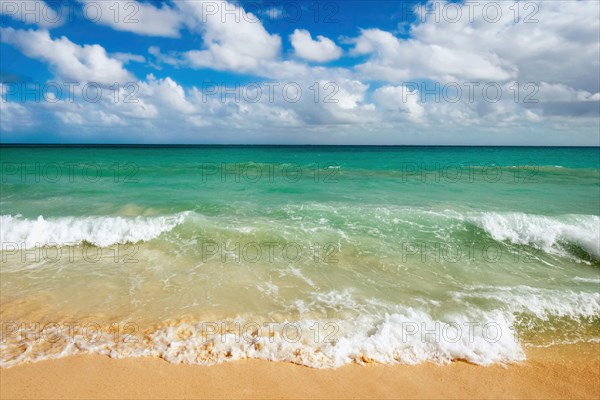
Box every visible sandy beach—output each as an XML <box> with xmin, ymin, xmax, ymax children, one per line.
<box><xmin>1</xmin><ymin>343</ymin><xmax>598</xmax><ymax>399</ymax></box>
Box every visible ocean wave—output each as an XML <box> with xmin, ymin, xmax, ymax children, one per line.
<box><xmin>0</xmin><ymin>213</ymin><xmax>190</xmax><ymax>249</ymax></box>
<box><xmin>2</xmin><ymin>209</ymin><xmax>598</xmax><ymax>262</ymax></box>
<box><xmin>453</xmin><ymin>285</ymin><xmax>600</xmax><ymax>320</ymax></box>
<box><xmin>0</xmin><ymin>309</ymin><xmax>524</xmax><ymax>369</ymax></box>
<box><xmin>574</xmin><ymin>276</ymin><xmax>600</xmax><ymax>283</ymax></box>
<box><xmin>469</xmin><ymin>212</ymin><xmax>599</xmax><ymax>259</ymax></box>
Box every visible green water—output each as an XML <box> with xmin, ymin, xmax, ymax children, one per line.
<box><xmin>1</xmin><ymin>146</ymin><xmax>598</xmax><ymax>367</ymax></box>
<box><xmin>2</xmin><ymin>146</ymin><xmax>599</xmax><ymax>217</ymax></box>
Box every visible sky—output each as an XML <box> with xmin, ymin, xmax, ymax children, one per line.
<box><xmin>0</xmin><ymin>0</ymin><xmax>599</xmax><ymax>145</ymax></box>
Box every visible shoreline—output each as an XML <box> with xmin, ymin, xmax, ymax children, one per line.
<box><xmin>1</xmin><ymin>343</ymin><xmax>598</xmax><ymax>399</ymax></box>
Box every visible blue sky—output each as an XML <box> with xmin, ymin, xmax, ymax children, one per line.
<box><xmin>1</xmin><ymin>0</ymin><xmax>599</xmax><ymax>144</ymax></box>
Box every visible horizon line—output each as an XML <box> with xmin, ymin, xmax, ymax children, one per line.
<box><xmin>1</xmin><ymin>143</ymin><xmax>599</xmax><ymax>148</ymax></box>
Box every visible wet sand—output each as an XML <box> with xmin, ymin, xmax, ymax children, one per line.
<box><xmin>1</xmin><ymin>343</ymin><xmax>598</xmax><ymax>399</ymax></box>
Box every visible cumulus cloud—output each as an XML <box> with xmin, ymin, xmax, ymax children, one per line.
<box><xmin>348</xmin><ymin>0</ymin><xmax>599</xmax><ymax>126</ymax></box>
<box><xmin>78</xmin><ymin>0</ymin><xmax>182</xmax><ymax>38</ymax></box>
<box><xmin>138</xmin><ymin>74</ymin><xmax>195</xmax><ymax>114</ymax></box>
<box><xmin>351</xmin><ymin>0</ymin><xmax>600</xmax><ymax>93</ymax></box>
<box><xmin>409</xmin><ymin>1</ymin><xmax>600</xmax><ymax>91</ymax></box>
<box><xmin>177</xmin><ymin>0</ymin><xmax>281</xmax><ymax>72</ymax></box>
<box><xmin>1</xmin><ymin>0</ymin><xmax>598</xmax><ymax>145</ymax></box>
<box><xmin>2</xmin><ymin>71</ymin><xmax>597</xmax><ymax>145</ymax></box>
<box><xmin>290</xmin><ymin>29</ymin><xmax>342</xmax><ymax>62</ymax></box>
<box><xmin>530</xmin><ymin>82</ymin><xmax>600</xmax><ymax>118</ymax></box>
<box><xmin>0</xmin><ymin>84</ymin><xmax>34</xmax><ymax>132</ymax></box>
<box><xmin>536</xmin><ymin>82</ymin><xmax>600</xmax><ymax>103</ymax></box>
<box><xmin>0</xmin><ymin>0</ymin><xmax>64</xmax><ymax>28</ymax></box>
<box><xmin>351</xmin><ymin>28</ymin><xmax>517</xmax><ymax>82</ymax></box>
<box><xmin>0</xmin><ymin>27</ymin><xmax>134</xmax><ymax>85</ymax></box>
<box><xmin>373</xmin><ymin>85</ymin><xmax>426</xmax><ymax>122</ymax></box>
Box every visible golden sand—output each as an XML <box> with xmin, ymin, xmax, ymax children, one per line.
<box><xmin>1</xmin><ymin>343</ymin><xmax>598</xmax><ymax>399</ymax></box>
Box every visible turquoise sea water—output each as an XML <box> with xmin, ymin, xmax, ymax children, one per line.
<box><xmin>1</xmin><ymin>146</ymin><xmax>599</xmax><ymax>367</ymax></box>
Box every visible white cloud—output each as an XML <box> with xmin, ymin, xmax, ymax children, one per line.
<box><xmin>138</xmin><ymin>74</ymin><xmax>195</xmax><ymax>114</ymax></box>
<box><xmin>373</xmin><ymin>85</ymin><xmax>425</xmax><ymax>122</ymax></box>
<box><xmin>351</xmin><ymin>0</ymin><xmax>600</xmax><ymax>93</ymax></box>
<box><xmin>411</xmin><ymin>1</ymin><xmax>600</xmax><ymax>91</ymax></box>
<box><xmin>524</xmin><ymin>110</ymin><xmax>541</xmax><ymax>122</ymax></box>
<box><xmin>178</xmin><ymin>0</ymin><xmax>281</xmax><ymax>73</ymax></box>
<box><xmin>536</xmin><ymin>82</ymin><xmax>599</xmax><ymax>103</ymax></box>
<box><xmin>111</xmin><ymin>52</ymin><xmax>146</xmax><ymax>64</ymax></box>
<box><xmin>3</xmin><ymin>71</ymin><xmax>598</xmax><ymax>145</ymax></box>
<box><xmin>0</xmin><ymin>84</ymin><xmax>34</xmax><ymax>132</ymax></box>
<box><xmin>0</xmin><ymin>0</ymin><xmax>64</xmax><ymax>28</ymax></box>
<box><xmin>290</xmin><ymin>29</ymin><xmax>342</xmax><ymax>63</ymax></box>
<box><xmin>78</xmin><ymin>0</ymin><xmax>182</xmax><ymax>38</ymax></box>
<box><xmin>347</xmin><ymin>0</ymin><xmax>599</xmax><ymax>127</ymax></box>
<box><xmin>147</xmin><ymin>46</ymin><xmax>181</xmax><ymax>69</ymax></box>
<box><xmin>262</xmin><ymin>6</ymin><xmax>284</xmax><ymax>21</ymax></box>
<box><xmin>351</xmin><ymin>28</ymin><xmax>517</xmax><ymax>82</ymax></box>
<box><xmin>2</xmin><ymin>0</ymin><xmax>598</xmax><ymax>145</ymax></box>
<box><xmin>54</xmin><ymin>107</ymin><xmax>125</xmax><ymax>127</ymax></box>
<box><xmin>0</xmin><ymin>27</ymin><xmax>134</xmax><ymax>85</ymax></box>
<box><xmin>531</xmin><ymin>82</ymin><xmax>600</xmax><ymax>118</ymax></box>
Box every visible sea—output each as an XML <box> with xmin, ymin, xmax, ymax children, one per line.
<box><xmin>0</xmin><ymin>145</ymin><xmax>598</xmax><ymax>368</ymax></box>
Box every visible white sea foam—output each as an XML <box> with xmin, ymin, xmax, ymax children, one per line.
<box><xmin>0</xmin><ymin>213</ymin><xmax>190</xmax><ymax>249</ymax></box>
<box><xmin>454</xmin><ymin>285</ymin><xmax>600</xmax><ymax>320</ymax></box>
<box><xmin>470</xmin><ymin>212</ymin><xmax>599</xmax><ymax>258</ymax></box>
<box><xmin>0</xmin><ymin>309</ymin><xmax>524</xmax><ymax>369</ymax></box>
<box><xmin>574</xmin><ymin>276</ymin><xmax>600</xmax><ymax>283</ymax></box>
